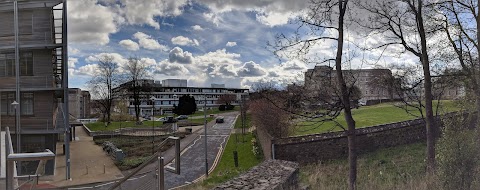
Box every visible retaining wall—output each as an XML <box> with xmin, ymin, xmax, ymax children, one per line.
<box><xmin>263</xmin><ymin>112</ymin><xmax>474</xmax><ymax>164</ymax></box>
<box><xmin>213</xmin><ymin>160</ymin><xmax>299</xmax><ymax>190</ymax></box>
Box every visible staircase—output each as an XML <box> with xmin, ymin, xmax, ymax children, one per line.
<box><xmin>51</xmin><ymin>4</ymin><xmax>64</xmax><ymax>88</ymax></box>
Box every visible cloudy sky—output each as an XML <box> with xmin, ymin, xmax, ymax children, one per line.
<box><xmin>67</xmin><ymin>0</ymin><xmax>419</xmax><ymax>89</ymax></box>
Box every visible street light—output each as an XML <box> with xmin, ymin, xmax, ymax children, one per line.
<box><xmin>150</xmin><ymin>96</ymin><xmax>155</xmax><ymax>155</ymax></box>
<box><xmin>173</xmin><ymin>94</ymin><xmax>178</xmax><ymax>134</ymax></box>
<box><xmin>203</xmin><ymin>94</ymin><xmax>208</xmax><ymax>177</ymax></box>
<box><xmin>11</xmin><ymin>100</ymin><xmax>20</xmax><ymax>175</ymax></box>
<box><xmin>11</xmin><ymin>100</ymin><xmax>19</xmax><ymax>153</ymax></box>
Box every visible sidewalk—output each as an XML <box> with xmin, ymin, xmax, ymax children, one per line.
<box><xmin>44</xmin><ymin>126</ymin><xmax>124</xmax><ymax>187</ymax></box>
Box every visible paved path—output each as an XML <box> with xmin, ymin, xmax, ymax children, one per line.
<box><xmin>45</xmin><ymin>125</ymin><xmax>124</xmax><ymax>187</ymax></box>
<box><xmin>66</xmin><ymin>112</ymin><xmax>238</xmax><ymax>190</ymax></box>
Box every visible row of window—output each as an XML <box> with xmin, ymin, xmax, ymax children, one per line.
<box><xmin>1</xmin><ymin>92</ymin><xmax>34</xmax><ymax>115</ymax></box>
<box><xmin>0</xmin><ymin>52</ymin><xmax>34</xmax><ymax>76</ymax></box>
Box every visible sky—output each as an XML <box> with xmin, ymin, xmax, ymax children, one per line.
<box><xmin>67</xmin><ymin>0</ymin><xmax>421</xmax><ymax>90</ymax></box>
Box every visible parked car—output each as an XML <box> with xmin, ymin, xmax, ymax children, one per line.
<box><xmin>163</xmin><ymin>116</ymin><xmax>177</xmax><ymax>124</ymax></box>
<box><xmin>216</xmin><ymin>117</ymin><xmax>224</xmax><ymax>123</ymax></box>
<box><xmin>156</xmin><ymin>117</ymin><xmax>167</xmax><ymax>122</ymax></box>
<box><xmin>176</xmin><ymin>115</ymin><xmax>188</xmax><ymax>120</ymax></box>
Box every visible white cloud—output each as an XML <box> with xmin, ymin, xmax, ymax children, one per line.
<box><xmin>109</xmin><ymin>0</ymin><xmax>188</xmax><ymax>29</ymax></box>
<box><xmin>171</xmin><ymin>36</ymin><xmax>200</xmax><ymax>46</ymax></box>
<box><xmin>226</xmin><ymin>41</ymin><xmax>237</xmax><ymax>47</ymax></box>
<box><xmin>133</xmin><ymin>32</ymin><xmax>169</xmax><ymax>51</ymax></box>
<box><xmin>154</xmin><ymin>60</ymin><xmax>190</xmax><ymax>76</ymax></box>
<box><xmin>197</xmin><ymin>0</ymin><xmax>308</xmax><ymax>26</ymax></box>
<box><xmin>192</xmin><ymin>25</ymin><xmax>204</xmax><ymax>31</ymax></box>
<box><xmin>119</xmin><ymin>39</ymin><xmax>140</xmax><ymax>51</ymax></box>
<box><xmin>168</xmin><ymin>47</ymin><xmax>193</xmax><ymax>64</ymax></box>
<box><xmin>68</xmin><ymin>0</ymin><xmax>121</xmax><ymax>45</ymax></box>
<box><xmin>68</xmin><ymin>58</ymin><xmax>78</xmax><ymax>69</ymax></box>
<box><xmin>237</xmin><ymin>61</ymin><xmax>267</xmax><ymax>77</ymax></box>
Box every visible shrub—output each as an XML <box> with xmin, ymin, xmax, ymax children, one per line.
<box><xmin>219</xmin><ymin>105</ymin><xmax>226</xmax><ymax>111</ymax></box>
<box><xmin>437</xmin><ymin>115</ymin><xmax>480</xmax><ymax>190</ymax></box>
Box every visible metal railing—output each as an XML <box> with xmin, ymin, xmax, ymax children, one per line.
<box><xmin>4</xmin><ymin>127</ymin><xmax>56</xmax><ymax>190</ymax></box>
<box><xmin>108</xmin><ymin>136</ymin><xmax>181</xmax><ymax>190</ymax></box>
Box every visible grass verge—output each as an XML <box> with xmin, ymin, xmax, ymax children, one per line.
<box><xmin>202</xmin><ymin>132</ymin><xmax>263</xmax><ymax>187</ymax></box>
<box><xmin>295</xmin><ymin>100</ymin><xmax>462</xmax><ymax>135</ymax></box>
<box><xmin>301</xmin><ymin>142</ymin><xmax>428</xmax><ymax>190</ymax></box>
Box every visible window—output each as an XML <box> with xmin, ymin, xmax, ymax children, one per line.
<box><xmin>1</xmin><ymin>92</ymin><xmax>33</xmax><ymax>115</ymax></box>
<box><xmin>21</xmin><ymin>93</ymin><xmax>33</xmax><ymax>115</ymax></box>
<box><xmin>0</xmin><ymin>52</ymin><xmax>33</xmax><ymax>77</ymax></box>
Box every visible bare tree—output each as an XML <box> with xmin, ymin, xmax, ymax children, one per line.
<box><xmin>124</xmin><ymin>57</ymin><xmax>150</xmax><ymax>124</ymax></box>
<box><xmin>269</xmin><ymin>0</ymin><xmax>358</xmax><ymax>188</ymax></box>
<box><xmin>360</xmin><ymin>0</ymin><xmax>441</xmax><ymax>174</ymax></box>
<box><xmin>217</xmin><ymin>94</ymin><xmax>236</xmax><ymax>106</ymax></box>
<box><xmin>87</xmin><ymin>55</ymin><xmax>121</xmax><ymax>125</ymax></box>
<box><xmin>439</xmin><ymin>0</ymin><xmax>480</xmax><ymax>125</ymax></box>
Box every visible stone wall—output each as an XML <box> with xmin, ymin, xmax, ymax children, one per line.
<box><xmin>273</xmin><ymin>118</ymin><xmax>429</xmax><ymax>163</ymax></box>
<box><xmin>213</xmin><ymin>160</ymin><xmax>299</xmax><ymax>190</ymax></box>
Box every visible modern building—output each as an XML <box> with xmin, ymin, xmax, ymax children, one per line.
<box><xmin>0</xmin><ymin>0</ymin><xmax>68</xmax><ymax>175</ymax></box>
<box><xmin>116</xmin><ymin>79</ymin><xmax>249</xmax><ymax>116</ymax></box>
<box><xmin>68</xmin><ymin>88</ymin><xmax>91</xmax><ymax>119</ymax></box>
<box><xmin>304</xmin><ymin>66</ymin><xmax>397</xmax><ymax>103</ymax></box>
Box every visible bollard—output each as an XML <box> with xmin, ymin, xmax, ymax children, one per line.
<box><xmin>86</xmin><ymin>165</ymin><xmax>88</xmax><ymax>174</ymax></box>
<box><xmin>104</xmin><ymin>164</ymin><xmax>106</xmax><ymax>174</ymax></box>
<box><xmin>233</xmin><ymin>151</ymin><xmax>239</xmax><ymax>167</ymax></box>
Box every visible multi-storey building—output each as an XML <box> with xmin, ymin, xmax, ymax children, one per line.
<box><xmin>116</xmin><ymin>79</ymin><xmax>249</xmax><ymax>116</ymax></box>
<box><xmin>69</xmin><ymin>88</ymin><xmax>91</xmax><ymax>119</ymax></box>
<box><xmin>0</xmin><ymin>0</ymin><xmax>68</xmax><ymax>175</ymax></box>
<box><xmin>305</xmin><ymin>66</ymin><xmax>397</xmax><ymax>103</ymax></box>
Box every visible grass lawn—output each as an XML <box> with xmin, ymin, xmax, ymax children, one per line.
<box><xmin>86</xmin><ymin>117</ymin><xmax>215</xmax><ymax>131</ymax></box>
<box><xmin>202</xmin><ymin>132</ymin><xmax>263</xmax><ymax>187</ymax></box>
<box><xmin>189</xmin><ymin>106</ymin><xmax>239</xmax><ymax>117</ymax></box>
<box><xmin>85</xmin><ymin>120</ymin><xmax>170</xmax><ymax>131</ymax></box>
<box><xmin>301</xmin><ymin>142</ymin><xmax>427</xmax><ymax>190</ymax></box>
<box><xmin>295</xmin><ymin>100</ymin><xmax>462</xmax><ymax>135</ymax></box>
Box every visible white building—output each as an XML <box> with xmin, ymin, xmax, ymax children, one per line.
<box><xmin>117</xmin><ymin>79</ymin><xmax>249</xmax><ymax>116</ymax></box>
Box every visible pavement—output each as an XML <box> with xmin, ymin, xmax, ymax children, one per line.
<box><xmin>65</xmin><ymin>111</ymin><xmax>239</xmax><ymax>190</ymax></box>
<box><xmin>44</xmin><ymin>125</ymin><xmax>124</xmax><ymax>187</ymax></box>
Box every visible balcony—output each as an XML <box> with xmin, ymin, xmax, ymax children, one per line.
<box><xmin>0</xmin><ymin>76</ymin><xmax>57</xmax><ymax>91</ymax></box>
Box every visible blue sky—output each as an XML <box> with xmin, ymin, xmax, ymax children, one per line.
<box><xmin>67</xmin><ymin>0</ymin><xmax>421</xmax><ymax>90</ymax></box>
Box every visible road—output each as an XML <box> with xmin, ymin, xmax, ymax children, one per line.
<box><xmin>67</xmin><ymin>112</ymin><xmax>238</xmax><ymax>190</ymax></box>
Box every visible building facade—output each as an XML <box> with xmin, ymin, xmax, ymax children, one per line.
<box><xmin>0</xmin><ymin>0</ymin><xmax>68</xmax><ymax>175</ymax></box>
<box><xmin>116</xmin><ymin>79</ymin><xmax>249</xmax><ymax>116</ymax></box>
<box><xmin>68</xmin><ymin>88</ymin><xmax>91</xmax><ymax>119</ymax></box>
<box><xmin>305</xmin><ymin>66</ymin><xmax>396</xmax><ymax>102</ymax></box>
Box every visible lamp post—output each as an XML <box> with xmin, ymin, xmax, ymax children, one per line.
<box><xmin>11</xmin><ymin>101</ymin><xmax>19</xmax><ymax>153</ymax></box>
<box><xmin>150</xmin><ymin>96</ymin><xmax>155</xmax><ymax>155</ymax></box>
<box><xmin>203</xmin><ymin>94</ymin><xmax>208</xmax><ymax>177</ymax></box>
<box><xmin>173</xmin><ymin>94</ymin><xmax>178</xmax><ymax>134</ymax></box>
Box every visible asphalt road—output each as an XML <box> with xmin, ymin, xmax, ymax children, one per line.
<box><xmin>67</xmin><ymin>112</ymin><xmax>238</xmax><ymax>190</ymax></box>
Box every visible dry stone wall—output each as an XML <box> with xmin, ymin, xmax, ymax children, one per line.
<box><xmin>213</xmin><ymin>160</ymin><xmax>299</xmax><ymax>190</ymax></box>
<box><xmin>268</xmin><ymin>112</ymin><xmax>477</xmax><ymax>164</ymax></box>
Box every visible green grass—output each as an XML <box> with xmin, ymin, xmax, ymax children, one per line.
<box><xmin>301</xmin><ymin>142</ymin><xmax>428</xmax><ymax>190</ymax></box>
<box><xmin>189</xmin><ymin>106</ymin><xmax>239</xmax><ymax>117</ymax></box>
<box><xmin>295</xmin><ymin>100</ymin><xmax>462</xmax><ymax>135</ymax></box>
<box><xmin>234</xmin><ymin>113</ymin><xmax>251</xmax><ymax>129</ymax></box>
<box><xmin>85</xmin><ymin>120</ymin><xmax>169</xmax><ymax>131</ymax></box>
<box><xmin>202</xmin><ymin>132</ymin><xmax>263</xmax><ymax>187</ymax></box>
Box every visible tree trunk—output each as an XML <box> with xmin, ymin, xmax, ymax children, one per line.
<box><xmin>335</xmin><ymin>1</ymin><xmax>357</xmax><ymax>189</ymax></box>
<box><xmin>416</xmin><ymin>0</ymin><xmax>436</xmax><ymax>173</ymax></box>
<box><xmin>477</xmin><ymin>0</ymin><xmax>480</xmax><ymax>127</ymax></box>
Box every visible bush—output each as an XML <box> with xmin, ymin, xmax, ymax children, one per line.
<box><xmin>437</xmin><ymin>115</ymin><xmax>480</xmax><ymax>190</ymax></box>
<box><xmin>226</xmin><ymin>105</ymin><xmax>235</xmax><ymax>110</ymax></box>
<box><xmin>219</xmin><ymin>105</ymin><xmax>226</xmax><ymax>111</ymax></box>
